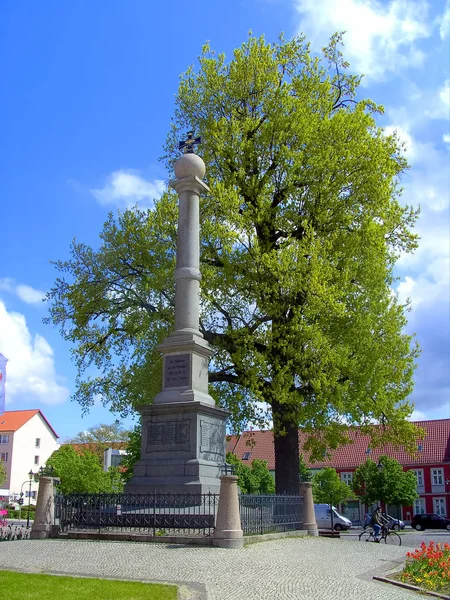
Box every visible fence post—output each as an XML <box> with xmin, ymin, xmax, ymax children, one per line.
<box><xmin>299</xmin><ymin>482</ymin><xmax>318</xmax><ymax>536</ymax></box>
<box><xmin>30</xmin><ymin>477</ymin><xmax>58</xmax><ymax>539</ymax></box>
<box><xmin>213</xmin><ymin>475</ymin><xmax>244</xmax><ymax>549</ymax></box>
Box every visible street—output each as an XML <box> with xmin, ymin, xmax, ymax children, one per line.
<box><xmin>342</xmin><ymin>527</ymin><xmax>450</xmax><ymax>548</ymax></box>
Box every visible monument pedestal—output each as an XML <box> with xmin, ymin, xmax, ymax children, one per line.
<box><xmin>125</xmin><ymin>401</ymin><xmax>228</xmax><ymax>495</ymax></box>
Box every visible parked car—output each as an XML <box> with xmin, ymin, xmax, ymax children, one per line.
<box><xmin>411</xmin><ymin>514</ymin><xmax>450</xmax><ymax>531</ymax></box>
<box><xmin>314</xmin><ymin>504</ymin><xmax>352</xmax><ymax>531</ymax></box>
<box><xmin>363</xmin><ymin>512</ymin><xmax>405</xmax><ymax>530</ymax></box>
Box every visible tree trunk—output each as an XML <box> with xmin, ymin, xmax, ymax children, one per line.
<box><xmin>273</xmin><ymin>416</ymin><xmax>300</xmax><ymax>495</ymax></box>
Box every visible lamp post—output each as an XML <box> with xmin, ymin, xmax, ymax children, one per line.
<box><xmin>26</xmin><ymin>470</ymin><xmax>34</xmax><ymax>529</ymax></box>
<box><xmin>377</xmin><ymin>460</ymin><xmax>385</xmax><ymax>512</ymax></box>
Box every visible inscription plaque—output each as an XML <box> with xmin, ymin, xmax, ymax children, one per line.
<box><xmin>200</xmin><ymin>420</ymin><xmax>225</xmax><ymax>457</ymax></box>
<box><xmin>146</xmin><ymin>419</ymin><xmax>191</xmax><ymax>453</ymax></box>
<box><xmin>164</xmin><ymin>354</ymin><xmax>191</xmax><ymax>388</ymax></box>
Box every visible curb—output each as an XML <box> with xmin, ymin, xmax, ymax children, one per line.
<box><xmin>373</xmin><ymin>576</ymin><xmax>450</xmax><ymax>600</ymax></box>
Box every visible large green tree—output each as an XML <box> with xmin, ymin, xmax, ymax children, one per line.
<box><xmin>352</xmin><ymin>455</ymin><xmax>417</xmax><ymax>508</ymax></box>
<box><xmin>312</xmin><ymin>467</ymin><xmax>354</xmax><ymax>506</ymax></box>
<box><xmin>46</xmin><ymin>445</ymin><xmax>124</xmax><ymax>494</ymax></box>
<box><xmin>46</xmin><ymin>34</ymin><xmax>420</xmax><ymax>494</ymax></box>
<box><xmin>226</xmin><ymin>452</ymin><xmax>275</xmax><ymax>494</ymax></box>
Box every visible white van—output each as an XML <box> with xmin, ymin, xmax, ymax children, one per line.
<box><xmin>314</xmin><ymin>504</ymin><xmax>352</xmax><ymax>531</ymax></box>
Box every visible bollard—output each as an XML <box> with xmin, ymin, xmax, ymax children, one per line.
<box><xmin>299</xmin><ymin>481</ymin><xmax>319</xmax><ymax>536</ymax></box>
<box><xmin>213</xmin><ymin>475</ymin><xmax>244</xmax><ymax>549</ymax></box>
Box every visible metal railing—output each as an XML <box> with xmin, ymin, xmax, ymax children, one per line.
<box><xmin>56</xmin><ymin>492</ymin><xmax>220</xmax><ymax>537</ymax></box>
<box><xmin>239</xmin><ymin>494</ymin><xmax>304</xmax><ymax>535</ymax></box>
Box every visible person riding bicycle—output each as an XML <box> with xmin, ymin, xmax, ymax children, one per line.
<box><xmin>370</xmin><ymin>507</ymin><xmax>387</xmax><ymax>542</ymax></box>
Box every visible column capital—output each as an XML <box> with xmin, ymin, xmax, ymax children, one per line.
<box><xmin>169</xmin><ymin>175</ymin><xmax>210</xmax><ymax>195</ymax></box>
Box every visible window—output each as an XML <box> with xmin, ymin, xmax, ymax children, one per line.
<box><xmin>0</xmin><ymin>452</ymin><xmax>8</xmax><ymax>462</ymax></box>
<box><xmin>432</xmin><ymin>468</ymin><xmax>444</xmax><ymax>486</ymax></box>
<box><xmin>35</xmin><ymin>438</ymin><xmax>40</xmax><ymax>448</ymax></box>
<box><xmin>34</xmin><ymin>455</ymin><xmax>39</xmax><ymax>466</ymax></box>
<box><xmin>414</xmin><ymin>497</ymin><xmax>425</xmax><ymax>515</ymax></box>
<box><xmin>433</xmin><ymin>497</ymin><xmax>446</xmax><ymax>517</ymax></box>
<box><xmin>411</xmin><ymin>469</ymin><xmax>424</xmax><ymax>487</ymax></box>
<box><xmin>0</xmin><ymin>434</ymin><xmax>9</xmax><ymax>444</ymax></box>
<box><xmin>242</xmin><ymin>452</ymin><xmax>251</xmax><ymax>460</ymax></box>
<box><xmin>340</xmin><ymin>472</ymin><xmax>353</xmax><ymax>485</ymax></box>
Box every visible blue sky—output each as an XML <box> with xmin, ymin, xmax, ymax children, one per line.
<box><xmin>1</xmin><ymin>0</ymin><xmax>449</xmax><ymax>441</ymax></box>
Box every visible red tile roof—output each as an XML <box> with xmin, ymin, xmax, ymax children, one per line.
<box><xmin>226</xmin><ymin>434</ymin><xmax>239</xmax><ymax>454</ymax></box>
<box><xmin>231</xmin><ymin>419</ymin><xmax>450</xmax><ymax>470</ymax></box>
<box><xmin>0</xmin><ymin>409</ymin><xmax>58</xmax><ymax>438</ymax></box>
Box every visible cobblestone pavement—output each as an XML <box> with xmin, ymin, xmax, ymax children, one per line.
<box><xmin>0</xmin><ymin>536</ymin><xmax>421</xmax><ymax>599</ymax></box>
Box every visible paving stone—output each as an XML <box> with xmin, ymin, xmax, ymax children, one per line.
<box><xmin>0</xmin><ymin>537</ymin><xmax>420</xmax><ymax>599</ymax></box>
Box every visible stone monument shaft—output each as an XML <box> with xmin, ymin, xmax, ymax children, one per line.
<box><xmin>171</xmin><ymin>169</ymin><xmax>205</xmax><ymax>335</ymax></box>
<box><xmin>125</xmin><ymin>136</ymin><xmax>228</xmax><ymax>494</ymax></box>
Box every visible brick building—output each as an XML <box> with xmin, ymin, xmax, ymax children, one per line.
<box><xmin>227</xmin><ymin>419</ymin><xmax>450</xmax><ymax>524</ymax></box>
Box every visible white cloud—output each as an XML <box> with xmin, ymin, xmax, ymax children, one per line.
<box><xmin>439</xmin><ymin>79</ymin><xmax>450</xmax><ymax>110</ymax></box>
<box><xmin>15</xmin><ymin>284</ymin><xmax>45</xmax><ymax>305</ymax></box>
<box><xmin>384</xmin><ymin>125</ymin><xmax>415</xmax><ymax>159</ymax></box>
<box><xmin>440</xmin><ymin>0</ymin><xmax>450</xmax><ymax>39</ymax></box>
<box><xmin>0</xmin><ymin>278</ymin><xmax>45</xmax><ymax>305</ymax></box>
<box><xmin>0</xmin><ymin>300</ymin><xmax>70</xmax><ymax>406</ymax></box>
<box><xmin>91</xmin><ymin>170</ymin><xmax>166</xmax><ymax>208</ymax></box>
<box><xmin>444</xmin><ymin>133</ymin><xmax>450</xmax><ymax>145</ymax></box>
<box><xmin>294</xmin><ymin>0</ymin><xmax>431</xmax><ymax>81</ymax></box>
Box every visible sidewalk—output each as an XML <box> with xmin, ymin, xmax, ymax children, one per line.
<box><xmin>0</xmin><ymin>536</ymin><xmax>420</xmax><ymax>599</ymax></box>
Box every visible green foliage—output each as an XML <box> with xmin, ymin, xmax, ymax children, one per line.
<box><xmin>352</xmin><ymin>455</ymin><xmax>418</xmax><ymax>507</ymax></box>
<box><xmin>46</xmin><ymin>32</ymin><xmax>420</xmax><ymax>493</ymax></box>
<box><xmin>65</xmin><ymin>422</ymin><xmax>131</xmax><ymax>461</ymax></box>
<box><xmin>312</xmin><ymin>467</ymin><xmax>354</xmax><ymax>505</ymax></box>
<box><xmin>46</xmin><ymin>445</ymin><xmax>124</xmax><ymax>494</ymax></box>
<box><xmin>0</xmin><ymin>460</ymin><xmax>6</xmax><ymax>486</ymax></box>
<box><xmin>299</xmin><ymin>454</ymin><xmax>312</xmax><ymax>482</ymax></box>
<box><xmin>226</xmin><ymin>452</ymin><xmax>275</xmax><ymax>494</ymax></box>
<box><xmin>120</xmin><ymin>420</ymin><xmax>142</xmax><ymax>482</ymax></box>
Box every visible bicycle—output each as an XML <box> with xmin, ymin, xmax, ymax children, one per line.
<box><xmin>359</xmin><ymin>523</ymin><xmax>401</xmax><ymax>546</ymax></box>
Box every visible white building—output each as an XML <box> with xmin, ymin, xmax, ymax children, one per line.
<box><xmin>0</xmin><ymin>409</ymin><xmax>59</xmax><ymax>503</ymax></box>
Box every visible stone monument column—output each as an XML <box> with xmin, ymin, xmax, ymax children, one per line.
<box><xmin>125</xmin><ymin>133</ymin><xmax>229</xmax><ymax>495</ymax></box>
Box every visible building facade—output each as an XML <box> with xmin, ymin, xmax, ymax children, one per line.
<box><xmin>0</xmin><ymin>410</ymin><xmax>59</xmax><ymax>503</ymax></box>
<box><xmin>227</xmin><ymin>419</ymin><xmax>450</xmax><ymax>524</ymax></box>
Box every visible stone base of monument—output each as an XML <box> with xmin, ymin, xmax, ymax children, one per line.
<box><xmin>125</xmin><ymin>401</ymin><xmax>229</xmax><ymax>495</ymax></box>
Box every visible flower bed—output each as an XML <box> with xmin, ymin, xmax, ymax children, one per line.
<box><xmin>401</xmin><ymin>541</ymin><xmax>450</xmax><ymax>593</ymax></box>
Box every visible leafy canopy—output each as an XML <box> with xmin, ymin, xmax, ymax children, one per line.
<box><xmin>352</xmin><ymin>455</ymin><xmax>418</xmax><ymax>507</ymax></box>
<box><xmin>312</xmin><ymin>467</ymin><xmax>354</xmax><ymax>506</ymax></box>
<box><xmin>46</xmin><ymin>32</ymin><xmax>420</xmax><ymax>492</ymax></box>
<box><xmin>226</xmin><ymin>452</ymin><xmax>275</xmax><ymax>494</ymax></box>
<box><xmin>46</xmin><ymin>445</ymin><xmax>124</xmax><ymax>494</ymax></box>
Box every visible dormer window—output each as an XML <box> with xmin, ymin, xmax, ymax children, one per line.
<box><xmin>242</xmin><ymin>452</ymin><xmax>251</xmax><ymax>460</ymax></box>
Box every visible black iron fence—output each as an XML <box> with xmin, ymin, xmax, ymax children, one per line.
<box><xmin>56</xmin><ymin>492</ymin><xmax>219</xmax><ymax>537</ymax></box>
<box><xmin>54</xmin><ymin>491</ymin><xmax>304</xmax><ymax>539</ymax></box>
<box><xmin>239</xmin><ymin>494</ymin><xmax>304</xmax><ymax>535</ymax></box>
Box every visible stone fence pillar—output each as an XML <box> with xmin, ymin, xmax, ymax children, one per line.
<box><xmin>30</xmin><ymin>477</ymin><xmax>58</xmax><ymax>539</ymax></box>
<box><xmin>299</xmin><ymin>481</ymin><xmax>318</xmax><ymax>536</ymax></box>
<box><xmin>213</xmin><ymin>475</ymin><xmax>244</xmax><ymax>549</ymax></box>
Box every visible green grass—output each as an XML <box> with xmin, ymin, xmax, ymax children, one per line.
<box><xmin>0</xmin><ymin>570</ymin><xmax>177</xmax><ymax>600</ymax></box>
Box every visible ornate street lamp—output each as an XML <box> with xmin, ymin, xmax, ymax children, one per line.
<box><xmin>26</xmin><ymin>470</ymin><xmax>34</xmax><ymax>529</ymax></box>
<box><xmin>377</xmin><ymin>460</ymin><xmax>385</xmax><ymax>512</ymax></box>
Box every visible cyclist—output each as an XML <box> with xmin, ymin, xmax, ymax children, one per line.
<box><xmin>369</xmin><ymin>507</ymin><xmax>387</xmax><ymax>542</ymax></box>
